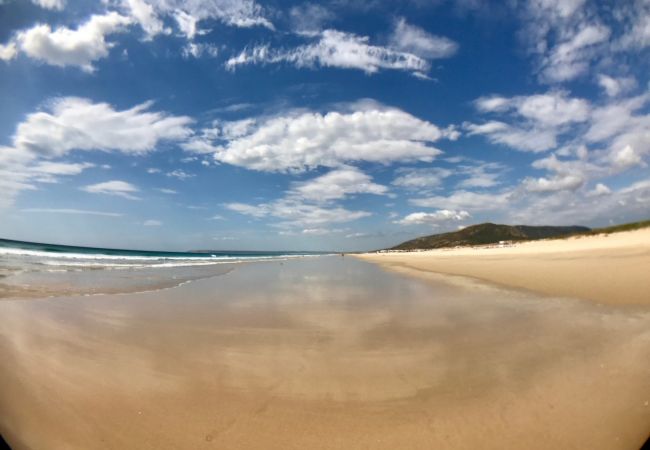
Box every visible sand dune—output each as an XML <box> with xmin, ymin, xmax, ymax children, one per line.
<box><xmin>356</xmin><ymin>228</ymin><xmax>650</xmax><ymax>306</ymax></box>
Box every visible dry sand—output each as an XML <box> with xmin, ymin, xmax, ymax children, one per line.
<box><xmin>1</xmin><ymin>257</ymin><xmax>649</xmax><ymax>449</ymax></box>
<box><xmin>356</xmin><ymin>228</ymin><xmax>650</xmax><ymax>306</ymax></box>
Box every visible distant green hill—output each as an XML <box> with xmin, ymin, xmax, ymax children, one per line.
<box><xmin>390</xmin><ymin>223</ymin><xmax>590</xmax><ymax>250</ymax></box>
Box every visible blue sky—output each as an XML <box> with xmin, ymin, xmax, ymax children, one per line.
<box><xmin>0</xmin><ymin>0</ymin><xmax>649</xmax><ymax>251</ymax></box>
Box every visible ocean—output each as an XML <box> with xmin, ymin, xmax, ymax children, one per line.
<box><xmin>0</xmin><ymin>238</ymin><xmax>327</xmax><ymax>298</ymax></box>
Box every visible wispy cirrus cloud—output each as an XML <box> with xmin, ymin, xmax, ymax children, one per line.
<box><xmin>21</xmin><ymin>208</ymin><xmax>123</xmax><ymax>217</ymax></box>
<box><xmin>226</xmin><ymin>29</ymin><xmax>432</xmax><ymax>78</ymax></box>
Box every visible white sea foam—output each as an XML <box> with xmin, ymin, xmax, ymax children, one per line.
<box><xmin>0</xmin><ymin>246</ymin><xmax>323</xmax><ymax>269</ymax></box>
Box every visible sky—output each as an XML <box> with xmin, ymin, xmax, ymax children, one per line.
<box><xmin>0</xmin><ymin>0</ymin><xmax>649</xmax><ymax>252</ymax></box>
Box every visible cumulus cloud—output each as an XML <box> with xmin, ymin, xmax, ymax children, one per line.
<box><xmin>291</xmin><ymin>166</ymin><xmax>387</xmax><ymax>201</ymax></box>
<box><xmin>15</xmin><ymin>97</ymin><xmax>192</xmax><ymax>157</ymax></box>
<box><xmin>186</xmin><ymin>105</ymin><xmax>445</xmax><ymax>172</ymax></box>
<box><xmin>475</xmin><ymin>91</ymin><xmax>590</xmax><ymax>126</ymax></box>
<box><xmin>122</xmin><ymin>0</ymin><xmax>169</xmax><ymax>39</ymax></box>
<box><xmin>522</xmin><ymin>174</ymin><xmax>584</xmax><ymax>192</ymax></box>
<box><xmin>395</xmin><ymin>210</ymin><xmax>470</xmax><ymax>226</ymax></box>
<box><xmin>509</xmin><ymin>179</ymin><xmax>650</xmax><ymax>226</ymax></box>
<box><xmin>225</xmin><ymin>29</ymin><xmax>432</xmax><ymax>77</ymax></box>
<box><xmin>0</xmin><ymin>97</ymin><xmax>191</xmax><ymax>208</ymax></box>
<box><xmin>389</xmin><ymin>18</ymin><xmax>458</xmax><ymax>60</ymax></box>
<box><xmin>392</xmin><ymin>167</ymin><xmax>452</xmax><ymax>190</ymax></box>
<box><xmin>589</xmin><ymin>183</ymin><xmax>611</xmax><ymax>197</ymax></box>
<box><xmin>0</xmin><ymin>42</ymin><xmax>17</xmax><ymax>61</ymax></box>
<box><xmin>31</xmin><ymin>0</ymin><xmax>65</xmax><ymax>10</ymax></box>
<box><xmin>12</xmin><ymin>12</ymin><xmax>132</xmax><ymax>71</ymax></box>
<box><xmin>465</xmin><ymin>120</ymin><xmax>558</xmax><ymax>152</ymax></box>
<box><xmin>81</xmin><ymin>180</ymin><xmax>140</xmax><ymax>199</ymax></box>
<box><xmin>597</xmin><ymin>75</ymin><xmax>637</xmax><ymax>98</ymax></box>
<box><xmin>468</xmin><ymin>91</ymin><xmax>590</xmax><ymax>152</ymax></box>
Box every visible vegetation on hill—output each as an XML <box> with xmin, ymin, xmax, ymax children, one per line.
<box><xmin>390</xmin><ymin>223</ymin><xmax>590</xmax><ymax>251</ymax></box>
<box><xmin>581</xmin><ymin>219</ymin><xmax>650</xmax><ymax>236</ymax></box>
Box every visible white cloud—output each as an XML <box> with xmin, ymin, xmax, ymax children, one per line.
<box><xmin>597</xmin><ymin>75</ymin><xmax>637</xmax><ymax>97</ymax></box>
<box><xmin>411</xmin><ymin>190</ymin><xmax>512</xmax><ymax>211</ymax></box>
<box><xmin>610</xmin><ymin>144</ymin><xmax>644</xmax><ymax>170</ymax></box>
<box><xmin>225</xmin><ymin>29</ymin><xmax>432</xmax><ymax>77</ymax></box>
<box><xmin>456</xmin><ymin>162</ymin><xmax>506</xmax><ymax>188</ymax></box>
<box><xmin>189</xmin><ymin>105</ymin><xmax>445</xmax><ymax>172</ymax></box>
<box><xmin>392</xmin><ymin>167</ymin><xmax>452</xmax><ymax>190</ymax></box>
<box><xmin>14</xmin><ymin>12</ymin><xmax>132</xmax><ymax>72</ymax></box>
<box><xmin>0</xmin><ymin>42</ymin><xmax>17</xmax><ymax>61</ymax></box>
<box><xmin>345</xmin><ymin>232</ymin><xmax>370</xmax><ymax>238</ymax></box>
<box><xmin>225</xmin><ymin>199</ymin><xmax>370</xmax><ymax>229</ymax></box>
<box><xmin>181</xmin><ymin>42</ymin><xmax>219</xmax><ymax>58</ymax></box>
<box><xmin>31</xmin><ymin>0</ymin><xmax>65</xmax><ymax>10</ymax></box>
<box><xmin>122</xmin><ymin>0</ymin><xmax>169</xmax><ymax>39</ymax></box>
<box><xmin>617</xmin><ymin>4</ymin><xmax>650</xmax><ymax>50</ymax></box>
<box><xmin>167</xmin><ymin>169</ymin><xmax>195</xmax><ymax>179</ymax></box>
<box><xmin>589</xmin><ymin>183</ymin><xmax>611</xmax><ymax>197</ymax></box>
<box><xmin>81</xmin><ymin>180</ymin><xmax>140</xmax><ymax>199</ymax></box>
<box><xmin>468</xmin><ymin>91</ymin><xmax>590</xmax><ymax>152</ymax></box>
<box><xmin>540</xmin><ymin>24</ymin><xmax>610</xmax><ymax>82</ymax></box>
<box><xmin>157</xmin><ymin>188</ymin><xmax>177</xmax><ymax>194</ymax></box>
<box><xmin>14</xmin><ymin>97</ymin><xmax>192</xmax><ymax>157</ymax></box>
<box><xmin>31</xmin><ymin>161</ymin><xmax>94</xmax><ymax>176</ymax></box>
<box><xmin>143</xmin><ymin>219</ymin><xmax>162</xmax><ymax>226</ymax></box>
<box><xmin>147</xmin><ymin>168</ymin><xmax>161</xmax><ymax>174</ymax></box>
<box><xmin>395</xmin><ymin>210</ymin><xmax>470</xmax><ymax>226</ymax></box>
<box><xmin>389</xmin><ymin>18</ymin><xmax>458</xmax><ymax>60</ymax></box>
<box><xmin>518</xmin><ymin>0</ymin><xmax>609</xmax><ymax>83</ymax></box>
<box><xmin>301</xmin><ymin>227</ymin><xmax>332</xmax><ymax>235</ymax></box>
<box><xmin>0</xmin><ymin>149</ymin><xmax>96</xmax><ymax>209</ymax></box>
<box><xmin>522</xmin><ymin>174</ymin><xmax>584</xmax><ymax>192</ymax></box>
<box><xmin>21</xmin><ymin>208</ymin><xmax>122</xmax><ymax>217</ymax></box>
<box><xmin>465</xmin><ymin>121</ymin><xmax>558</xmax><ymax>152</ymax></box>
<box><xmin>125</xmin><ymin>0</ymin><xmax>273</xmax><ymax>39</ymax></box>
<box><xmin>508</xmin><ymin>179</ymin><xmax>650</xmax><ymax>226</ymax></box>
<box><xmin>223</xmin><ymin>165</ymin><xmax>389</xmax><ymax>230</ymax></box>
<box><xmin>584</xmin><ymin>94</ymin><xmax>650</xmax><ymax>171</ymax></box>
<box><xmin>475</xmin><ymin>91</ymin><xmax>590</xmax><ymax>127</ymax></box>
<box><xmin>291</xmin><ymin>166</ymin><xmax>387</xmax><ymax>201</ymax></box>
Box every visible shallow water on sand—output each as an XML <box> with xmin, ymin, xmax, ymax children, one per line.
<box><xmin>0</xmin><ymin>257</ymin><xmax>649</xmax><ymax>449</ymax></box>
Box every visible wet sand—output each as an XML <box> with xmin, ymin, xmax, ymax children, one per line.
<box><xmin>0</xmin><ymin>257</ymin><xmax>649</xmax><ymax>449</ymax></box>
<box><xmin>357</xmin><ymin>228</ymin><xmax>650</xmax><ymax>306</ymax></box>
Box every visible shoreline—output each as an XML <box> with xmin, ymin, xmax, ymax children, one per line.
<box><xmin>355</xmin><ymin>228</ymin><xmax>650</xmax><ymax>306</ymax></box>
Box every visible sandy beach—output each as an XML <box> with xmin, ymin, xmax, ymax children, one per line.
<box><xmin>356</xmin><ymin>228</ymin><xmax>650</xmax><ymax>306</ymax></box>
<box><xmin>1</xmin><ymin>256</ymin><xmax>649</xmax><ymax>449</ymax></box>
